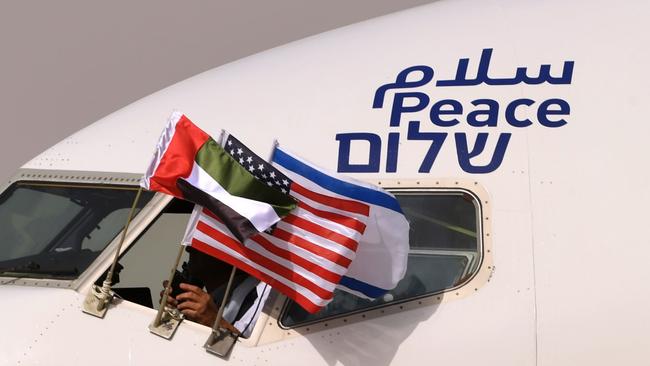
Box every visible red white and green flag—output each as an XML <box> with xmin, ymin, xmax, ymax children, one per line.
<box><xmin>140</xmin><ymin>111</ymin><xmax>296</xmax><ymax>242</ymax></box>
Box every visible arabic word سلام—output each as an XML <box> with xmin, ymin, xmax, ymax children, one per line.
<box><xmin>336</xmin><ymin>48</ymin><xmax>574</xmax><ymax>174</ymax></box>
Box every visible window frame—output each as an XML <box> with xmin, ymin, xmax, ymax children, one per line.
<box><xmin>0</xmin><ymin>169</ymin><xmax>169</xmax><ymax>292</ymax></box>
<box><xmin>252</xmin><ymin>178</ymin><xmax>494</xmax><ymax>345</ymax></box>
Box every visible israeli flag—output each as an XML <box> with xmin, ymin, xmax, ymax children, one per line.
<box><xmin>336</xmin><ymin>187</ymin><xmax>410</xmax><ymax>299</ymax></box>
<box><xmin>272</xmin><ymin>146</ymin><xmax>409</xmax><ymax>300</ymax></box>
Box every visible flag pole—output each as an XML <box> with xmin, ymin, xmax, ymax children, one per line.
<box><xmin>204</xmin><ymin>265</ymin><xmax>239</xmax><ymax>357</ymax></box>
<box><xmin>148</xmin><ymin>243</ymin><xmax>186</xmax><ymax>339</ymax></box>
<box><xmin>82</xmin><ymin>187</ymin><xmax>143</xmax><ymax>318</ymax></box>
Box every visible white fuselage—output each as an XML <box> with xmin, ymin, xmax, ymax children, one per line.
<box><xmin>1</xmin><ymin>0</ymin><xmax>649</xmax><ymax>365</ymax></box>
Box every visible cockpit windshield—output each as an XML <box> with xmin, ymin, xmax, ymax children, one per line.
<box><xmin>0</xmin><ymin>182</ymin><xmax>154</xmax><ymax>279</ymax></box>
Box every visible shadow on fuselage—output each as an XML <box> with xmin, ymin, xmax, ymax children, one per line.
<box><xmin>298</xmin><ymin>287</ymin><xmax>440</xmax><ymax>366</ymax></box>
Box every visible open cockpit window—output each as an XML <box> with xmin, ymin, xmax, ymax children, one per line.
<box><xmin>0</xmin><ymin>182</ymin><xmax>153</xmax><ymax>279</ymax></box>
<box><xmin>111</xmin><ymin>198</ymin><xmax>270</xmax><ymax>339</ymax></box>
<box><xmin>280</xmin><ymin>190</ymin><xmax>481</xmax><ymax>327</ymax></box>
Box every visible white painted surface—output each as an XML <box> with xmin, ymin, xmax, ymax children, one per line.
<box><xmin>1</xmin><ymin>0</ymin><xmax>649</xmax><ymax>364</ymax></box>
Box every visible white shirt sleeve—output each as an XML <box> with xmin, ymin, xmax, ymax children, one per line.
<box><xmin>232</xmin><ymin>281</ymin><xmax>272</xmax><ymax>338</ymax></box>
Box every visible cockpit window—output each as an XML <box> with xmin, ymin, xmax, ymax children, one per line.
<box><xmin>0</xmin><ymin>182</ymin><xmax>153</xmax><ymax>279</ymax></box>
<box><xmin>280</xmin><ymin>190</ymin><xmax>481</xmax><ymax>327</ymax></box>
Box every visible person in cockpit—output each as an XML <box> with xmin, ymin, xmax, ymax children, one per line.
<box><xmin>162</xmin><ymin>247</ymin><xmax>268</xmax><ymax>337</ymax></box>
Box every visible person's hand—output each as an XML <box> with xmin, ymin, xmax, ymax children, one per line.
<box><xmin>159</xmin><ymin>282</ymin><xmax>239</xmax><ymax>333</ymax></box>
<box><xmin>176</xmin><ymin>283</ymin><xmax>218</xmax><ymax>326</ymax></box>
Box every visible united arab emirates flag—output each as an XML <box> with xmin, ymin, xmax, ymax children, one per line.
<box><xmin>141</xmin><ymin>111</ymin><xmax>297</xmax><ymax>242</ymax></box>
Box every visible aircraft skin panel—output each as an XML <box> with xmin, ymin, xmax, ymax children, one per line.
<box><xmin>520</xmin><ymin>2</ymin><xmax>650</xmax><ymax>363</ymax></box>
<box><xmin>13</xmin><ymin>291</ymin><xmax>230</xmax><ymax>365</ymax></box>
<box><xmin>1</xmin><ymin>288</ymin><xmax>534</xmax><ymax>366</ymax></box>
<box><xmin>527</xmin><ymin>73</ymin><xmax>650</xmax><ymax>364</ymax></box>
<box><xmin>0</xmin><ymin>286</ymin><xmax>78</xmax><ymax>365</ymax></box>
<box><xmin>529</xmin><ymin>165</ymin><xmax>650</xmax><ymax>363</ymax></box>
<box><xmin>2</xmin><ymin>0</ymin><xmax>649</xmax><ymax>364</ymax></box>
<box><xmin>294</xmin><ymin>284</ymin><xmax>535</xmax><ymax>366</ymax></box>
<box><xmin>0</xmin><ymin>286</ymin><xmax>531</xmax><ymax>365</ymax></box>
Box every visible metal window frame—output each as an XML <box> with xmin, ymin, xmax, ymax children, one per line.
<box><xmin>0</xmin><ymin>168</ymin><xmax>169</xmax><ymax>292</ymax></box>
<box><xmin>246</xmin><ymin>178</ymin><xmax>494</xmax><ymax>347</ymax></box>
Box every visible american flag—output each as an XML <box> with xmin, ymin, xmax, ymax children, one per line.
<box><xmin>223</xmin><ymin>135</ymin><xmax>291</xmax><ymax>195</ymax></box>
<box><xmin>183</xmin><ymin>133</ymin><xmax>370</xmax><ymax>313</ymax></box>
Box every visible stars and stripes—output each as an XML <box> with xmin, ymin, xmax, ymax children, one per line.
<box><xmin>272</xmin><ymin>146</ymin><xmax>410</xmax><ymax>300</ymax></box>
<box><xmin>182</xmin><ymin>134</ymin><xmax>370</xmax><ymax>313</ymax></box>
<box><xmin>224</xmin><ymin>135</ymin><xmax>291</xmax><ymax>194</ymax></box>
